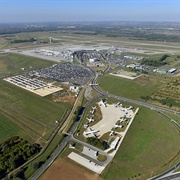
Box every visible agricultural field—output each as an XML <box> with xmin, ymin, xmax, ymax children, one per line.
<box><xmin>0</xmin><ymin>27</ymin><xmax>179</xmax><ymax>179</ymax></box>
<box><xmin>0</xmin><ymin>32</ymin><xmax>51</xmax><ymax>49</ymax></box>
<box><xmin>102</xmin><ymin>107</ymin><xmax>180</xmax><ymax>180</ymax></box>
<box><xmin>41</xmin><ymin>157</ymin><xmax>102</xmax><ymax>180</ymax></box>
<box><xmin>98</xmin><ymin>74</ymin><xmax>180</xmax><ymax>110</ymax></box>
<box><xmin>98</xmin><ymin>74</ymin><xmax>166</xmax><ymax>100</ymax></box>
<box><xmin>41</xmin><ymin>143</ymin><xmax>103</xmax><ymax>180</ymax></box>
<box><xmin>0</xmin><ymin>79</ymin><xmax>68</xmax><ymax>143</ymax></box>
<box><xmin>0</xmin><ymin>53</ymin><xmax>56</xmax><ymax>78</ymax></box>
<box><xmin>0</xmin><ymin>113</ymin><xmax>32</xmax><ymax>143</ymax></box>
<box><xmin>150</xmin><ymin>77</ymin><xmax>180</xmax><ymax>111</ymax></box>
<box><xmin>0</xmin><ymin>52</ymin><xmax>71</xmax><ymax>145</ymax></box>
<box><xmin>2</xmin><ymin>29</ymin><xmax>180</xmax><ymax>54</ymax></box>
<box><xmin>165</xmin><ymin>113</ymin><xmax>180</xmax><ymax>125</ymax></box>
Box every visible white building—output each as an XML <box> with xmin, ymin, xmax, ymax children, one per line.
<box><xmin>110</xmin><ymin>137</ymin><xmax>121</xmax><ymax>149</ymax></box>
<box><xmin>89</xmin><ymin>58</ymin><xmax>98</xmax><ymax>63</ymax></box>
<box><xmin>168</xmin><ymin>68</ymin><xmax>177</xmax><ymax>74</ymax></box>
<box><xmin>69</xmin><ymin>85</ymin><xmax>79</xmax><ymax>93</ymax></box>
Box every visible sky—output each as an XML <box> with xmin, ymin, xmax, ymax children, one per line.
<box><xmin>0</xmin><ymin>0</ymin><xmax>180</xmax><ymax>23</ymax></box>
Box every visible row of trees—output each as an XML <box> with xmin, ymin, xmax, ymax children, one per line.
<box><xmin>73</xmin><ymin>106</ymin><xmax>85</xmax><ymax>122</ymax></box>
<box><xmin>87</xmin><ymin>137</ymin><xmax>109</xmax><ymax>150</ymax></box>
<box><xmin>11</xmin><ymin>38</ymin><xmax>36</xmax><ymax>43</ymax></box>
<box><xmin>141</xmin><ymin>54</ymin><xmax>169</xmax><ymax>67</ymax></box>
<box><xmin>141</xmin><ymin>96</ymin><xmax>180</xmax><ymax>108</ymax></box>
<box><xmin>141</xmin><ymin>59</ymin><xmax>167</xmax><ymax>67</ymax></box>
<box><xmin>0</xmin><ymin>136</ymin><xmax>41</xmax><ymax>179</ymax></box>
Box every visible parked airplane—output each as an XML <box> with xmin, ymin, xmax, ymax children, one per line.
<box><xmin>127</xmin><ymin>106</ymin><xmax>132</xmax><ymax>110</ymax></box>
<box><xmin>109</xmin><ymin>131</ymin><xmax>115</xmax><ymax>136</ymax></box>
<box><xmin>83</xmin><ymin>127</ymin><xmax>99</xmax><ymax>137</ymax></box>
<box><xmin>115</xmin><ymin>102</ymin><xmax>121</xmax><ymax>108</ymax></box>
<box><xmin>89</xmin><ymin>83</ymin><xmax>98</xmax><ymax>86</ymax></box>
<box><xmin>86</xmin><ymin>116</ymin><xmax>94</xmax><ymax>123</ymax></box>
<box><xmin>114</xmin><ymin>124</ymin><xmax>123</xmax><ymax>129</ymax></box>
<box><xmin>100</xmin><ymin>99</ymin><xmax>107</xmax><ymax>107</ymax></box>
<box><xmin>92</xmin><ymin>106</ymin><xmax>97</xmax><ymax>110</ymax></box>
<box><xmin>84</xmin><ymin>124</ymin><xmax>89</xmax><ymax>128</ymax></box>
<box><xmin>90</xmin><ymin>110</ymin><xmax>95</xmax><ymax>114</ymax></box>
<box><xmin>119</xmin><ymin>118</ymin><xmax>126</xmax><ymax>123</ymax></box>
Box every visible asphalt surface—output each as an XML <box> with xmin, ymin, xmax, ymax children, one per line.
<box><xmin>70</xmin><ymin>135</ymin><xmax>112</xmax><ymax>166</ymax></box>
<box><xmin>31</xmin><ymin>74</ymin><xmax>180</xmax><ymax>180</ymax></box>
<box><xmin>157</xmin><ymin>172</ymin><xmax>180</xmax><ymax>180</ymax></box>
<box><xmin>30</xmin><ymin>135</ymin><xmax>71</xmax><ymax>180</ymax></box>
<box><xmin>92</xmin><ymin>75</ymin><xmax>180</xmax><ymax>116</ymax></box>
<box><xmin>30</xmin><ymin>93</ymin><xmax>102</xmax><ymax>179</ymax></box>
<box><xmin>149</xmin><ymin>162</ymin><xmax>180</xmax><ymax>180</ymax></box>
<box><xmin>91</xmin><ymin>75</ymin><xmax>180</xmax><ymax>180</ymax></box>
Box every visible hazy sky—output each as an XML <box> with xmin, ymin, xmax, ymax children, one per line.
<box><xmin>0</xmin><ymin>0</ymin><xmax>180</xmax><ymax>22</ymax></box>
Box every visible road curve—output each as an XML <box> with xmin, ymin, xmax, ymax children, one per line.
<box><xmin>91</xmin><ymin>75</ymin><xmax>180</xmax><ymax>116</ymax></box>
<box><xmin>91</xmin><ymin>75</ymin><xmax>180</xmax><ymax>180</ymax></box>
<box><xmin>31</xmin><ymin>74</ymin><xmax>180</xmax><ymax>179</ymax></box>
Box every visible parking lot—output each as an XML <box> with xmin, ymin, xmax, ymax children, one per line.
<box><xmin>68</xmin><ymin>152</ymin><xmax>105</xmax><ymax>174</ymax></box>
<box><xmin>28</xmin><ymin>63</ymin><xmax>94</xmax><ymax>85</ymax></box>
<box><xmin>82</xmin><ymin>146</ymin><xmax>98</xmax><ymax>160</ymax></box>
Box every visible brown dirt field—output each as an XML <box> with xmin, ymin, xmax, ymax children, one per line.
<box><xmin>41</xmin><ymin>158</ymin><xmax>103</xmax><ymax>180</ymax></box>
<box><xmin>134</xmin><ymin>75</ymin><xmax>151</xmax><ymax>86</ymax></box>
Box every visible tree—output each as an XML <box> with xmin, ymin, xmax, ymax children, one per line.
<box><xmin>32</xmin><ymin>162</ymin><xmax>40</xmax><ymax>169</ymax></box>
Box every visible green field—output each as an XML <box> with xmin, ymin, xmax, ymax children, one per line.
<box><xmin>0</xmin><ymin>80</ymin><xmax>68</xmax><ymax>142</ymax></box>
<box><xmin>0</xmin><ymin>53</ymin><xmax>56</xmax><ymax>78</ymax></box>
<box><xmin>0</xmin><ymin>113</ymin><xmax>31</xmax><ymax>143</ymax></box>
<box><xmin>151</xmin><ymin>77</ymin><xmax>180</xmax><ymax>111</ymax></box>
<box><xmin>98</xmin><ymin>74</ymin><xmax>170</xmax><ymax>101</ymax></box>
<box><xmin>102</xmin><ymin>107</ymin><xmax>180</xmax><ymax>180</ymax></box>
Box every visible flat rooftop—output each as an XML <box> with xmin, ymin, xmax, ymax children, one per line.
<box><xmin>4</xmin><ymin>75</ymin><xmax>63</xmax><ymax>97</ymax></box>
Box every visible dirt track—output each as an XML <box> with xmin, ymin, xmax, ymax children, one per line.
<box><xmin>41</xmin><ymin>158</ymin><xmax>103</xmax><ymax>180</ymax></box>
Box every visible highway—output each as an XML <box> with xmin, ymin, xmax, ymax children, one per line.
<box><xmin>149</xmin><ymin>162</ymin><xmax>180</xmax><ymax>180</ymax></box>
<box><xmin>91</xmin><ymin>75</ymin><xmax>180</xmax><ymax>116</ymax></box>
<box><xmin>91</xmin><ymin>74</ymin><xmax>180</xmax><ymax>180</ymax></box>
<box><xmin>31</xmin><ymin>135</ymin><xmax>71</xmax><ymax>180</ymax></box>
<box><xmin>30</xmin><ymin>91</ymin><xmax>103</xmax><ymax>179</ymax></box>
<box><xmin>31</xmin><ymin>114</ymin><xmax>112</xmax><ymax>180</ymax></box>
<box><xmin>158</xmin><ymin>172</ymin><xmax>180</xmax><ymax>180</ymax></box>
<box><xmin>31</xmin><ymin>74</ymin><xmax>180</xmax><ymax>179</ymax></box>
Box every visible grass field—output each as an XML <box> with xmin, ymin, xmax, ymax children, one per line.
<box><xmin>0</xmin><ymin>113</ymin><xmax>32</xmax><ymax>143</ymax></box>
<box><xmin>102</xmin><ymin>107</ymin><xmax>180</xmax><ymax>180</ymax></box>
<box><xmin>165</xmin><ymin>112</ymin><xmax>180</xmax><ymax>125</ymax></box>
<box><xmin>0</xmin><ymin>79</ymin><xmax>68</xmax><ymax>142</ymax></box>
<box><xmin>98</xmin><ymin>74</ymin><xmax>171</xmax><ymax>101</ymax></box>
<box><xmin>0</xmin><ymin>53</ymin><xmax>56</xmax><ymax>78</ymax></box>
<box><xmin>98</xmin><ymin>75</ymin><xmax>160</xmax><ymax>99</ymax></box>
<box><xmin>151</xmin><ymin>77</ymin><xmax>180</xmax><ymax>111</ymax></box>
<box><xmin>1</xmin><ymin>30</ymin><xmax>180</xmax><ymax>55</ymax></box>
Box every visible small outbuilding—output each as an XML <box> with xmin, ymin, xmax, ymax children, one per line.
<box><xmin>168</xmin><ymin>68</ymin><xmax>177</xmax><ymax>74</ymax></box>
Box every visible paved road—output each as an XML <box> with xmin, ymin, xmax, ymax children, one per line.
<box><xmin>91</xmin><ymin>75</ymin><xmax>180</xmax><ymax>116</ymax></box>
<box><xmin>70</xmin><ymin>135</ymin><xmax>112</xmax><ymax>166</ymax></box>
<box><xmin>91</xmin><ymin>75</ymin><xmax>180</xmax><ymax>180</ymax></box>
<box><xmin>149</xmin><ymin>161</ymin><xmax>180</xmax><ymax>180</ymax></box>
<box><xmin>31</xmin><ymin>92</ymin><xmax>102</xmax><ymax>179</ymax></box>
<box><xmin>157</xmin><ymin>172</ymin><xmax>180</xmax><ymax>180</ymax></box>
<box><xmin>158</xmin><ymin>111</ymin><xmax>180</xmax><ymax>129</ymax></box>
<box><xmin>31</xmin><ymin>135</ymin><xmax>71</xmax><ymax>180</ymax></box>
<box><xmin>31</xmin><ymin>75</ymin><xmax>180</xmax><ymax>179</ymax></box>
